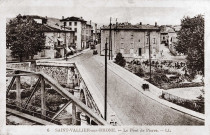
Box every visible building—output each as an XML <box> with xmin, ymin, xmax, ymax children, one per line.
<box><xmin>91</xmin><ymin>22</ymin><xmax>98</xmax><ymax>43</ymax></box>
<box><xmin>36</xmin><ymin>25</ymin><xmax>75</xmax><ymax>59</ymax></box>
<box><xmin>100</xmin><ymin>22</ymin><xmax>161</xmax><ymax>59</ymax></box>
<box><xmin>86</xmin><ymin>21</ymin><xmax>92</xmax><ymax>48</ymax></box>
<box><xmin>6</xmin><ymin>15</ymin><xmax>75</xmax><ymax>61</ymax></box>
<box><xmin>60</xmin><ymin>16</ymin><xmax>87</xmax><ymax>50</ymax></box>
<box><xmin>96</xmin><ymin>29</ymin><xmax>101</xmax><ymax>43</ymax></box>
<box><xmin>160</xmin><ymin>25</ymin><xmax>181</xmax><ymax>55</ymax></box>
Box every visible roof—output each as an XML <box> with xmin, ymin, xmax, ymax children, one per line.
<box><xmin>101</xmin><ymin>23</ymin><xmax>160</xmax><ymax>31</ymax></box>
<box><xmin>40</xmin><ymin>25</ymin><xmax>74</xmax><ymax>33</ymax></box>
<box><xmin>23</xmin><ymin>15</ymin><xmax>47</xmax><ymax>21</ymax></box>
<box><xmin>46</xmin><ymin>17</ymin><xmax>63</xmax><ymax>29</ymax></box>
<box><xmin>173</xmin><ymin>25</ymin><xmax>181</xmax><ymax>32</ymax></box>
<box><xmin>60</xmin><ymin>16</ymin><xmax>87</xmax><ymax>22</ymax></box>
<box><xmin>160</xmin><ymin>25</ymin><xmax>175</xmax><ymax>33</ymax></box>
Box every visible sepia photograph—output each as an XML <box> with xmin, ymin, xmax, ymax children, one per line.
<box><xmin>0</xmin><ymin>0</ymin><xmax>209</xmax><ymax>134</ymax></box>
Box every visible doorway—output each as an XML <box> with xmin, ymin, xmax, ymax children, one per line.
<box><xmin>138</xmin><ymin>48</ymin><xmax>142</xmax><ymax>56</ymax></box>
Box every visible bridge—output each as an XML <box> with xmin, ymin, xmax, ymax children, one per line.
<box><xmin>6</xmin><ymin>66</ymin><xmax>108</xmax><ymax>125</ymax></box>
<box><xmin>6</xmin><ymin>46</ymin><xmax>204</xmax><ymax>125</ymax></box>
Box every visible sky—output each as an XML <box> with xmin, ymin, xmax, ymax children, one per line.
<box><xmin>0</xmin><ymin>0</ymin><xmax>209</xmax><ymax>25</ymax></box>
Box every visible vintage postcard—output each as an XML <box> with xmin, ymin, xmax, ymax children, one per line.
<box><xmin>0</xmin><ymin>0</ymin><xmax>209</xmax><ymax>135</ymax></box>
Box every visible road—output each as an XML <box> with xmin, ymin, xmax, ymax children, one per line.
<box><xmin>69</xmin><ymin>45</ymin><xmax>204</xmax><ymax>125</ymax></box>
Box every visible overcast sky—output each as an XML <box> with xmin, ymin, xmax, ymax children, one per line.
<box><xmin>0</xmin><ymin>0</ymin><xmax>208</xmax><ymax>25</ymax></box>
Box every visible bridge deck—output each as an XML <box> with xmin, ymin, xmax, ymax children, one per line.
<box><xmin>6</xmin><ymin>108</ymin><xmax>56</xmax><ymax>125</ymax></box>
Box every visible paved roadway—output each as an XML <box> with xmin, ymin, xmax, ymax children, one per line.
<box><xmin>69</xmin><ymin>45</ymin><xmax>204</xmax><ymax>125</ymax></box>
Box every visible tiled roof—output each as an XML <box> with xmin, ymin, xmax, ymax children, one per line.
<box><xmin>60</xmin><ymin>16</ymin><xmax>87</xmax><ymax>22</ymax></box>
<box><xmin>23</xmin><ymin>15</ymin><xmax>47</xmax><ymax>20</ymax></box>
<box><xmin>40</xmin><ymin>25</ymin><xmax>73</xmax><ymax>32</ymax></box>
<box><xmin>101</xmin><ymin>23</ymin><xmax>160</xmax><ymax>30</ymax></box>
<box><xmin>47</xmin><ymin>17</ymin><xmax>63</xmax><ymax>29</ymax></box>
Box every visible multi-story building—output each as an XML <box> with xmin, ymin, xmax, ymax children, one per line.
<box><xmin>29</xmin><ymin>16</ymin><xmax>75</xmax><ymax>59</ymax></box>
<box><xmin>86</xmin><ymin>22</ymin><xmax>92</xmax><ymax>48</ymax></box>
<box><xmin>96</xmin><ymin>29</ymin><xmax>101</xmax><ymax>43</ymax></box>
<box><xmin>6</xmin><ymin>15</ymin><xmax>75</xmax><ymax>61</ymax></box>
<box><xmin>60</xmin><ymin>16</ymin><xmax>87</xmax><ymax>50</ymax></box>
<box><xmin>91</xmin><ymin>22</ymin><xmax>98</xmax><ymax>43</ymax></box>
<box><xmin>37</xmin><ymin>25</ymin><xmax>75</xmax><ymax>59</ymax></box>
<box><xmin>100</xmin><ymin>22</ymin><xmax>161</xmax><ymax>59</ymax></box>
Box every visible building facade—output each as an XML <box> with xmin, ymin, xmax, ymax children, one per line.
<box><xmin>100</xmin><ymin>22</ymin><xmax>161</xmax><ymax>59</ymax></box>
<box><xmin>35</xmin><ymin>25</ymin><xmax>75</xmax><ymax>59</ymax></box>
<box><xmin>60</xmin><ymin>16</ymin><xmax>87</xmax><ymax>50</ymax></box>
<box><xmin>86</xmin><ymin>23</ymin><xmax>92</xmax><ymax>48</ymax></box>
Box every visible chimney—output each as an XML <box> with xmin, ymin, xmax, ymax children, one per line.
<box><xmin>81</xmin><ymin>17</ymin><xmax>83</xmax><ymax>19</ymax></box>
<box><xmin>155</xmin><ymin>22</ymin><xmax>157</xmax><ymax>27</ymax></box>
<box><xmin>90</xmin><ymin>20</ymin><xmax>91</xmax><ymax>25</ymax></box>
<box><xmin>62</xmin><ymin>16</ymin><xmax>64</xmax><ymax>19</ymax></box>
<box><xmin>140</xmin><ymin>22</ymin><xmax>142</xmax><ymax>25</ymax></box>
<box><xmin>45</xmin><ymin>16</ymin><xmax>47</xmax><ymax>19</ymax></box>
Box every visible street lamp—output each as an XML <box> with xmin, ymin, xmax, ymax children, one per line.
<box><xmin>104</xmin><ymin>38</ymin><xmax>108</xmax><ymax>120</ymax></box>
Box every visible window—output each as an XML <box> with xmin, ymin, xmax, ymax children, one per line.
<box><xmin>153</xmin><ymin>38</ymin><xmax>156</xmax><ymax>44</ymax></box>
<box><xmin>69</xmin><ymin>22</ymin><xmax>72</xmax><ymax>26</ymax></box>
<box><xmin>64</xmin><ymin>22</ymin><xmax>66</xmax><ymax>26</ymax></box>
<box><xmin>75</xmin><ymin>36</ymin><xmax>77</xmax><ymax>41</ymax></box>
<box><xmin>75</xmin><ymin>28</ymin><xmax>77</xmax><ymax>32</ymax></box>
<box><xmin>146</xmin><ymin>37</ymin><xmax>149</xmax><ymax>44</ymax></box>
<box><xmin>58</xmin><ymin>33</ymin><xmax>60</xmax><ymax>38</ymax></box>
<box><xmin>121</xmin><ymin>43</ymin><xmax>124</xmax><ymax>48</ymax></box>
<box><xmin>74</xmin><ymin>22</ymin><xmax>77</xmax><ymax>26</ymax></box>
<box><xmin>139</xmin><ymin>48</ymin><xmax>142</xmax><ymax>56</ymax></box>
<box><xmin>163</xmin><ymin>36</ymin><xmax>165</xmax><ymax>40</ymax></box>
<box><xmin>139</xmin><ymin>39</ymin><xmax>140</xmax><ymax>42</ymax></box>
<box><xmin>120</xmin><ymin>48</ymin><xmax>124</xmax><ymax>54</ymax></box>
<box><xmin>130</xmin><ymin>49</ymin><xmax>134</xmax><ymax>54</ymax></box>
<box><xmin>131</xmin><ymin>34</ymin><xmax>134</xmax><ymax>39</ymax></box>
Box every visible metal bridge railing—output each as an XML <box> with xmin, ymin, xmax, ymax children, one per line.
<box><xmin>6</xmin><ymin>67</ymin><xmax>108</xmax><ymax>125</ymax></box>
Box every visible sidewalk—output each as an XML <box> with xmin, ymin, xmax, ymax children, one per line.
<box><xmin>94</xmin><ymin>55</ymin><xmax>204</xmax><ymax>120</ymax></box>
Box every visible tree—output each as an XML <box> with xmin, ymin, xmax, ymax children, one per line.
<box><xmin>115</xmin><ymin>52</ymin><xmax>126</xmax><ymax>67</ymax></box>
<box><xmin>175</xmin><ymin>15</ymin><xmax>204</xmax><ymax>77</ymax></box>
<box><xmin>6</xmin><ymin>14</ymin><xmax>46</xmax><ymax>61</ymax></box>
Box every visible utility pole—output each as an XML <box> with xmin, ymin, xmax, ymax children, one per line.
<box><xmin>148</xmin><ymin>31</ymin><xmax>151</xmax><ymax>82</ymax></box>
<box><xmin>109</xmin><ymin>17</ymin><xmax>112</xmax><ymax>60</ymax></box>
<box><xmin>64</xmin><ymin>23</ymin><xmax>67</xmax><ymax>61</ymax></box>
<box><xmin>104</xmin><ymin>38</ymin><xmax>108</xmax><ymax>120</ymax></box>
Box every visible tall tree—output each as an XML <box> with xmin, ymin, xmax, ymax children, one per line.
<box><xmin>175</xmin><ymin>15</ymin><xmax>204</xmax><ymax>77</ymax></box>
<box><xmin>6</xmin><ymin>14</ymin><xmax>46</xmax><ymax>61</ymax></box>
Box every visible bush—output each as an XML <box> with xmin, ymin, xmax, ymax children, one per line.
<box><xmin>161</xmin><ymin>92</ymin><xmax>204</xmax><ymax>113</ymax></box>
<box><xmin>114</xmin><ymin>53</ymin><xmax>126</xmax><ymax>67</ymax></box>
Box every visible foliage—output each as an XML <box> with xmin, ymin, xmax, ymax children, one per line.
<box><xmin>115</xmin><ymin>52</ymin><xmax>126</xmax><ymax>67</ymax></box>
<box><xmin>162</xmin><ymin>92</ymin><xmax>204</xmax><ymax>113</ymax></box>
<box><xmin>175</xmin><ymin>15</ymin><xmax>204</xmax><ymax>77</ymax></box>
<box><xmin>6</xmin><ymin>14</ymin><xmax>46</xmax><ymax>61</ymax></box>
